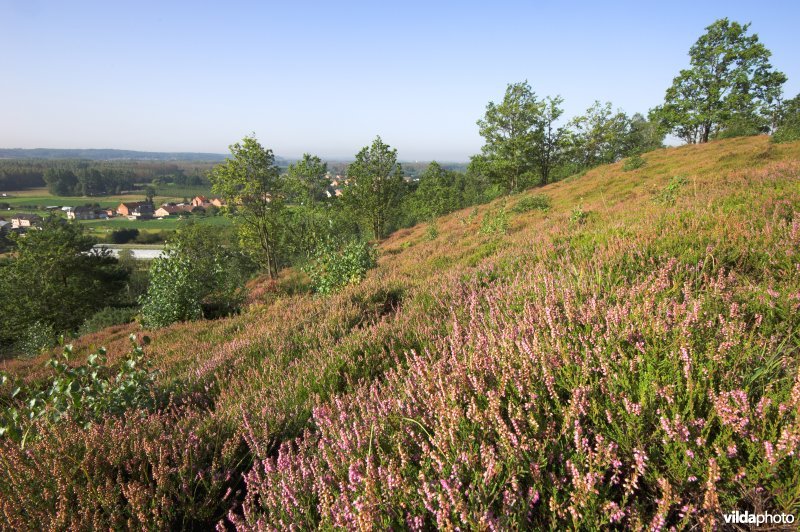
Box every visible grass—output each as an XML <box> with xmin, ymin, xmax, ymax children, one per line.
<box><xmin>78</xmin><ymin>215</ymin><xmax>230</xmax><ymax>237</ymax></box>
<box><xmin>2</xmin><ymin>136</ymin><xmax>800</xmax><ymax>529</ymax></box>
<box><xmin>0</xmin><ymin>185</ymin><xmax>212</xmax><ymax>209</ymax></box>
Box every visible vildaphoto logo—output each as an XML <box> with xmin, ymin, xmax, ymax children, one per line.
<box><xmin>723</xmin><ymin>510</ymin><xmax>795</xmax><ymax>526</ymax></box>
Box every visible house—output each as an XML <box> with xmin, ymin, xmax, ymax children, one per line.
<box><xmin>210</xmin><ymin>197</ymin><xmax>226</xmax><ymax>207</ymax></box>
<box><xmin>117</xmin><ymin>201</ymin><xmax>153</xmax><ymax>217</ymax></box>
<box><xmin>128</xmin><ymin>203</ymin><xmax>154</xmax><ymax>220</ymax></box>
<box><xmin>67</xmin><ymin>206</ymin><xmax>103</xmax><ymax>220</ymax></box>
<box><xmin>11</xmin><ymin>213</ymin><xmax>42</xmax><ymax>229</ymax></box>
<box><xmin>191</xmin><ymin>196</ymin><xmax>209</xmax><ymax>207</ymax></box>
<box><xmin>0</xmin><ymin>220</ymin><xmax>10</xmax><ymax>234</ymax></box>
<box><xmin>105</xmin><ymin>208</ymin><xmax>116</xmax><ymax>218</ymax></box>
<box><xmin>154</xmin><ymin>205</ymin><xmax>191</xmax><ymax>218</ymax></box>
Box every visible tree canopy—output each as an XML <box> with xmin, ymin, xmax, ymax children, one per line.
<box><xmin>342</xmin><ymin>136</ymin><xmax>405</xmax><ymax>240</ymax></box>
<box><xmin>651</xmin><ymin>18</ymin><xmax>786</xmax><ymax>143</ymax></box>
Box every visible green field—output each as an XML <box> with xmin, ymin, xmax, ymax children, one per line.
<box><xmin>0</xmin><ymin>184</ymin><xmax>213</xmax><ymax>209</ymax></box>
<box><xmin>78</xmin><ymin>214</ymin><xmax>231</xmax><ymax>237</ymax></box>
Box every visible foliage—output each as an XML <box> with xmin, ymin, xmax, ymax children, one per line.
<box><xmin>303</xmin><ymin>239</ymin><xmax>377</xmax><ymax>295</ymax></box>
<box><xmin>479</xmin><ymin>202</ymin><xmax>509</xmax><ymax>235</ymax></box>
<box><xmin>569</xmin><ymin>202</ymin><xmax>589</xmax><ymax>225</ymax></box>
<box><xmin>341</xmin><ymin>136</ymin><xmax>405</xmax><ymax>240</ymax></box>
<box><xmin>80</xmin><ymin>307</ymin><xmax>138</xmax><ymax>335</ymax></box>
<box><xmin>110</xmin><ymin>227</ymin><xmax>140</xmax><ymax>244</ymax></box>
<box><xmin>0</xmin><ymin>219</ymin><xmax>128</xmax><ymax>350</ymax></box>
<box><xmin>651</xmin><ymin>18</ymin><xmax>786</xmax><ymax>143</ymax></box>
<box><xmin>210</xmin><ymin>135</ymin><xmax>286</xmax><ymax>278</ymax></box>
<box><xmin>285</xmin><ymin>154</ymin><xmax>329</xmax><ymax>204</ymax></box>
<box><xmin>475</xmin><ymin>81</ymin><xmax>567</xmax><ymax>191</ymax></box>
<box><xmin>623</xmin><ymin>153</ymin><xmax>647</xmax><ymax>171</ymax></box>
<box><xmin>654</xmin><ymin>175</ymin><xmax>690</xmax><ymax>205</ymax></box>
<box><xmin>511</xmin><ymin>193</ymin><xmax>551</xmax><ymax>213</ymax></box>
<box><xmin>773</xmin><ymin>93</ymin><xmax>800</xmax><ymax>143</ymax></box>
<box><xmin>0</xmin><ymin>335</ymin><xmax>157</xmax><ymax>446</ymax></box>
<box><xmin>139</xmin><ymin>223</ymin><xmax>251</xmax><ymax>328</ymax></box>
<box><xmin>139</xmin><ymin>250</ymin><xmax>203</xmax><ymax>328</ymax></box>
<box><xmin>16</xmin><ymin>322</ymin><xmax>56</xmax><ymax>358</ymax></box>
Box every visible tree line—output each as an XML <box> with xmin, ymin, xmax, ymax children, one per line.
<box><xmin>0</xmin><ymin>159</ymin><xmax>214</xmax><ymax>193</ymax></box>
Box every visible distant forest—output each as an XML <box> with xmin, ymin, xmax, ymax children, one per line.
<box><xmin>0</xmin><ymin>159</ymin><xmax>216</xmax><ymax>194</ymax></box>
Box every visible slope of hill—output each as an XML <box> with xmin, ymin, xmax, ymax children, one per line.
<box><xmin>3</xmin><ymin>136</ymin><xmax>800</xmax><ymax>529</ymax></box>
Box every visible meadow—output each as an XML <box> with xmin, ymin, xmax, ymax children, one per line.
<box><xmin>2</xmin><ymin>136</ymin><xmax>800</xmax><ymax>529</ymax></box>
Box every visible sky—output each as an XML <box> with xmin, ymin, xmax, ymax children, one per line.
<box><xmin>1</xmin><ymin>1</ymin><xmax>798</xmax><ymax>161</ymax></box>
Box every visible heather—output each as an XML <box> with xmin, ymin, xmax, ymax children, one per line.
<box><xmin>2</xmin><ymin>137</ymin><xmax>800</xmax><ymax>529</ymax></box>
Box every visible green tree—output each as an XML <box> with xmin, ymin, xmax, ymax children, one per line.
<box><xmin>43</xmin><ymin>168</ymin><xmax>78</xmax><ymax>196</ymax></box>
<box><xmin>651</xmin><ymin>18</ymin><xmax>786</xmax><ymax>144</ymax></box>
<box><xmin>476</xmin><ymin>82</ymin><xmax>567</xmax><ymax>191</ymax></box>
<box><xmin>210</xmin><ymin>135</ymin><xmax>286</xmax><ymax>278</ymax></box>
<box><xmin>0</xmin><ymin>219</ymin><xmax>128</xmax><ymax>350</ymax></box>
<box><xmin>569</xmin><ymin>101</ymin><xmax>633</xmax><ymax>168</ymax></box>
<box><xmin>139</xmin><ymin>222</ymin><xmax>251</xmax><ymax>328</ymax></box>
<box><xmin>625</xmin><ymin>113</ymin><xmax>665</xmax><ymax>154</ymax></box>
<box><xmin>773</xmin><ymin>93</ymin><xmax>800</xmax><ymax>143</ymax></box>
<box><xmin>285</xmin><ymin>154</ymin><xmax>329</xmax><ymax>205</ymax></box>
<box><xmin>413</xmin><ymin>162</ymin><xmax>459</xmax><ymax>219</ymax></box>
<box><xmin>144</xmin><ymin>185</ymin><xmax>156</xmax><ymax>204</ymax></box>
<box><xmin>342</xmin><ymin>136</ymin><xmax>404</xmax><ymax>240</ymax></box>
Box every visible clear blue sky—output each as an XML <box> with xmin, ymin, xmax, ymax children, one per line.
<box><xmin>1</xmin><ymin>1</ymin><xmax>798</xmax><ymax>161</ymax></box>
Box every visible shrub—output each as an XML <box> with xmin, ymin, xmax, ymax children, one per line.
<box><xmin>303</xmin><ymin>240</ymin><xmax>377</xmax><ymax>295</ymax></box>
<box><xmin>109</xmin><ymin>228</ymin><xmax>139</xmax><ymax>244</ymax></box>
<box><xmin>512</xmin><ymin>194</ymin><xmax>551</xmax><ymax>213</ymax></box>
<box><xmin>0</xmin><ymin>335</ymin><xmax>157</xmax><ymax>445</ymax></box>
<box><xmin>139</xmin><ymin>251</ymin><xmax>203</xmax><ymax>328</ymax></box>
<box><xmin>425</xmin><ymin>222</ymin><xmax>439</xmax><ymax>241</ymax></box>
<box><xmin>80</xmin><ymin>306</ymin><xmax>137</xmax><ymax>335</ymax></box>
<box><xmin>654</xmin><ymin>175</ymin><xmax>689</xmax><ymax>205</ymax></box>
<box><xmin>134</xmin><ymin>231</ymin><xmax>164</xmax><ymax>244</ymax></box>
<box><xmin>772</xmin><ymin>123</ymin><xmax>800</xmax><ymax>143</ymax></box>
<box><xmin>569</xmin><ymin>202</ymin><xmax>589</xmax><ymax>225</ymax></box>
<box><xmin>622</xmin><ymin>153</ymin><xmax>647</xmax><ymax>171</ymax></box>
<box><xmin>16</xmin><ymin>321</ymin><xmax>55</xmax><ymax>358</ymax></box>
<box><xmin>480</xmin><ymin>203</ymin><xmax>509</xmax><ymax>235</ymax></box>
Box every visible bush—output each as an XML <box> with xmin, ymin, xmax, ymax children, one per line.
<box><xmin>16</xmin><ymin>321</ymin><xmax>55</xmax><ymax>358</ymax></box>
<box><xmin>654</xmin><ymin>175</ymin><xmax>689</xmax><ymax>205</ymax></box>
<box><xmin>0</xmin><ymin>335</ymin><xmax>157</xmax><ymax>444</ymax></box>
<box><xmin>109</xmin><ymin>228</ymin><xmax>139</xmax><ymax>244</ymax></box>
<box><xmin>480</xmin><ymin>203</ymin><xmax>509</xmax><ymax>235</ymax></box>
<box><xmin>772</xmin><ymin>123</ymin><xmax>800</xmax><ymax>143</ymax></box>
<box><xmin>425</xmin><ymin>222</ymin><xmax>439</xmax><ymax>241</ymax></box>
<box><xmin>511</xmin><ymin>194</ymin><xmax>551</xmax><ymax>213</ymax></box>
<box><xmin>622</xmin><ymin>153</ymin><xmax>647</xmax><ymax>171</ymax></box>
<box><xmin>569</xmin><ymin>203</ymin><xmax>589</xmax><ymax>225</ymax></box>
<box><xmin>134</xmin><ymin>231</ymin><xmax>165</xmax><ymax>244</ymax></box>
<box><xmin>80</xmin><ymin>306</ymin><xmax>137</xmax><ymax>335</ymax></box>
<box><xmin>139</xmin><ymin>251</ymin><xmax>203</xmax><ymax>328</ymax></box>
<box><xmin>303</xmin><ymin>240</ymin><xmax>377</xmax><ymax>295</ymax></box>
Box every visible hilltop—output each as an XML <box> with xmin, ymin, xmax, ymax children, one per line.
<box><xmin>3</xmin><ymin>136</ymin><xmax>800</xmax><ymax>529</ymax></box>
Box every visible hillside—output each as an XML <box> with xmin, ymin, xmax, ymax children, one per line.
<box><xmin>3</xmin><ymin>136</ymin><xmax>800</xmax><ymax>529</ymax></box>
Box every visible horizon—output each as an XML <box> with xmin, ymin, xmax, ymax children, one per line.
<box><xmin>2</xmin><ymin>1</ymin><xmax>799</xmax><ymax>161</ymax></box>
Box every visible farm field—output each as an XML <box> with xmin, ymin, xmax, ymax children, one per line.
<box><xmin>1</xmin><ymin>184</ymin><xmax>213</xmax><ymax>209</ymax></box>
